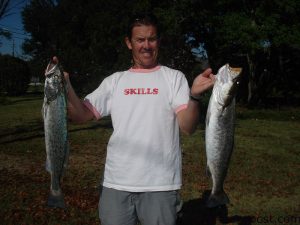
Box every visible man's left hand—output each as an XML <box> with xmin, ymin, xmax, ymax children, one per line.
<box><xmin>190</xmin><ymin>68</ymin><xmax>215</xmax><ymax>96</ymax></box>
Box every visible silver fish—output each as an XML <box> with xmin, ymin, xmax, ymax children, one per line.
<box><xmin>205</xmin><ymin>64</ymin><xmax>242</xmax><ymax>208</ymax></box>
<box><xmin>43</xmin><ymin>61</ymin><xmax>69</xmax><ymax>208</ymax></box>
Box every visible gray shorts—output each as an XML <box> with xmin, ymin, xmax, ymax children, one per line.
<box><xmin>98</xmin><ymin>186</ymin><xmax>182</xmax><ymax>225</ymax></box>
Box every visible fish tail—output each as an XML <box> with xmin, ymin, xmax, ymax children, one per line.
<box><xmin>47</xmin><ymin>191</ymin><xmax>65</xmax><ymax>209</ymax></box>
<box><xmin>206</xmin><ymin>191</ymin><xmax>229</xmax><ymax>208</ymax></box>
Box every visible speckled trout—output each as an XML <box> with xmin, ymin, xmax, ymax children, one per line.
<box><xmin>43</xmin><ymin>60</ymin><xmax>69</xmax><ymax>208</ymax></box>
<box><xmin>205</xmin><ymin>64</ymin><xmax>242</xmax><ymax>208</ymax></box>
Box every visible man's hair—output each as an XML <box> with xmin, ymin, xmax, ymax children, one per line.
<box><xmin>127</xmin><ymin>12</ymin><xmax>160</xmax><ymax>40</ymax></box>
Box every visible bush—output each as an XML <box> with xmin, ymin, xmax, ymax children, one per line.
<box><xmin>0</xmin><ymin>55</ymin><xmax>31</xmax><ymax>96</ymax></box>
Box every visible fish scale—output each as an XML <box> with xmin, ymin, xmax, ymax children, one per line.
<box><xmin>43</xmin><ymin>61</ymin><xmax>69</xmax><ymax>209</ymax></box>
<box><xmin>205</xmin><ymin>64</ymin><xmax>242</xmax><ymax>208</ymax></box>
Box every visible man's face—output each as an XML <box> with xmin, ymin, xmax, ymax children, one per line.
<box><xmin>125</xmin><ymin>25</ymin><xmax>159</xmax><ymax>69</ymax></box>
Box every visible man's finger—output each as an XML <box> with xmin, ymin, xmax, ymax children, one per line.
<box><xmin>52</xmin><ymin>56</ymin><xmax>58</xmax><ymax>64</ymax></box>
<box><xmin>209</xmin><ymin>74</ymin><xmax>216</xmax><ymax>81</ymax></box>
<box><xmin>201</xmin><ymin>68</ymin><xmax>212</xmax><ymax>77</ymax></box>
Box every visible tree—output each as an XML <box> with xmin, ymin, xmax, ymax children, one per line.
<box><xmin>0</xmin><ymin>54</ymin><xmax>31</xmax><ymax>95</ymax></box>
<box><xmin>21</xmin><ymin>0</ymin><xmax>199</xmax><ymax>93</ymax></box>
<box><xmin>180</xmin><ymin>0</ymin><xmax>300</xmax><ymax>106</ymax></box>
<box><xmin>0</xmin><ymin>0</ymin><xmax>11</xmax><ymax>46</ymax></box>
<box><xmin>0</xmin><ymin>0</ymin><xmax>10</xmax><ymax>19</ymax></box>
<box><xmin>1</xmin><ymin>1</ymin><xmax>29</xmax><ymax>46</ymax></box>
<box><xmin>21</xmin><ymin>0</ymin><xmax>300</xmax><ymax>106</ymax></box>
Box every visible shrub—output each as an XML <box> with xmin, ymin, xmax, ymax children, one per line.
<box><xmin>0</xmin><ymin>55</ymin><xmax>31</xmax><ymax>96</ymax></box>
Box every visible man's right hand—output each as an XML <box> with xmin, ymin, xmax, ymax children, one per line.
<box><xmin>52</xmin><ymin>56</ymin><xmax>59</xmax><ymax>64</ymax></box>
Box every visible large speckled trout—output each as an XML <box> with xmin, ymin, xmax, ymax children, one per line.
<box><xmin>43</xmin><ymin>61</ymin><xmax>69</xmax><ymax>208</ymax></box>
<box><xmin>205</xmin><ymin>64</ymin><xmax>242</xmax><ymax>208</ymax></box>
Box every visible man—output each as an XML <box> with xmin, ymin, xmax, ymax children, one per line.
<box><xmin>60</xmin><ymin>13</ymin><xmax>215</xmax><ymax>225</ymax></box>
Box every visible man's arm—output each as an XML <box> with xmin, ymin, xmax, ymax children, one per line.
<box><xmin>177</xmin><ymin>68</ymin><xmax>215</xmax><ymax>135</ymax></box>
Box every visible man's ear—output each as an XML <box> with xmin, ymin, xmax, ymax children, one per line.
<box><xmin>125</xmin><ymin>37</ymin><xmax>132</xmax><ymax>50</ymax></box>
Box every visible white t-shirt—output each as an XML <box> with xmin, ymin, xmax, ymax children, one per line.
<box><xmin>84</xmin><ymin>65</ymin><xmax>189</xmax><ymax>192</ymax></box>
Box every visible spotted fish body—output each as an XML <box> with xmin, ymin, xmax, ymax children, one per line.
<box><xmin>43</xmin><ymin>62</ymin><xmax>69</xmax><ymax>208</ymax></box>
<box><xmin>205</xmin><ymin>64</ymin><xmax>242</xmax><ymax>208</ymax></box>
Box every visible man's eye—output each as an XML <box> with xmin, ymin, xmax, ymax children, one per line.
<box><xmin>136</xmin><ymin>39</ymin><xmax>144</xmax><ymax>43</ymax></box>
<box><xmin>149</xmin><ymin>37</ymin><xmax>157</xmax><ymax>42</ymax></box>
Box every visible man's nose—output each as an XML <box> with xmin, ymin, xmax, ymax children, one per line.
<box><xmin>143</xmin><ymin>40</ymin><xmax>150</xmax><ymax>48</ymax></box>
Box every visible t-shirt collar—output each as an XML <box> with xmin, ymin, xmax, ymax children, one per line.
<box><xmin>129</xmin><ymin>65</ymin><xmax>161</xmax><ymax>73</ymax></box>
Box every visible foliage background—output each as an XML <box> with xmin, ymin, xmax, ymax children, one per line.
<box><xmin>8</xmin><ymin>0</ymin><xmax>298</xmax><ymax>106</ymax></box>
<box><xmin>0</xmin><ymin>54</ymin><xmax>30</xmax><ymax>95</ymax></box>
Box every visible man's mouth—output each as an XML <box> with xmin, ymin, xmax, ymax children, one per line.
<box><xmin>141</xmin><ymin>51</ymin><xmax>152</xmax><ymax>57</ymax></box>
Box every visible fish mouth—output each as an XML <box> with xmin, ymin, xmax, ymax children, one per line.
<box><xmin>222</xmin><ymin>65</ymin><xmax>243</xmax><ymax>107</ymax></box>
<box><xmin>229</xmin><ymin>66</ymin><xmax>242</xmax><ymax>74</ymax></box>
<box><xmin>228</xmin><ymin>65</ymin><xmax>242</xmax><ymax>82</ymax></box>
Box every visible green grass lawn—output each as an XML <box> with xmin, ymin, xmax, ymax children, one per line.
<box><xmin>0</xmin><ymin>93</ymin><xmax>299</xmax><ymax>225</ymax></box>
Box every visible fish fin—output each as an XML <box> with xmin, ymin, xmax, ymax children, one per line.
<box><xmin>45</xmin><ymin>153</ymin><xmax>53</xmax><ymax>173</ymax></box>
<box><xmin>45</xmin><ymin>159</ymin><xmax>51</xmax><ymax>173</ymax></box>
<box><xmin>206</xmin><ymin>166</ymin><xmax>211</xmax><ymax>177</ymax></box>
<box><xmin>47</xmin><ymin>192</ymin><xmax>66</xmax><ymax>209</ymax></box>
<box><xmin>206</xmin><ymin>191</ymin><xmax>229</xmax><ymax>208</ymax></box>
<box><xmin>61</xmin><ymin>142</ymin><xmax>70</xmax><ymax>177</ymax></box>
<box><xmin>205</xmin><ymin>106</ymin><xmax>211</xmax><ymax>127</ymax></box>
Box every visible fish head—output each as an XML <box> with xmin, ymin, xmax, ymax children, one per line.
<box><xmin>44</xmin><ymin>61</ymin><xmax>65</xmax><ymax>103</ymax></box>
<box><xmin>45</xmin><ymin>59</ymin><xmax>64</xmax><ymax>79</ymax></box>
<box><xmin>214</xmin><ymin>64</ymin><xmax>242</xmax><ymax>107</ymax></box>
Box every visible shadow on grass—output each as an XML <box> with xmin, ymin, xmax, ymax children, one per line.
<box><xmin>10</xmin><ymin>97</ymin><xmax>42</xmax><ymax>105</ymax></box>
<box><xmin>0</xmin><ymin>124</ymin><xmax>43</xmax><ymax>139</ymax></box>
<box><xmin>177</xmin><ymin>191</ymin><xmax>254</xmax><ymax>225</ymax></box>
<box><xmin>0</xmin><ymin>121</ymin><xmax>112</xmax><ymax>144</ymax></box>
<box><xmin>0</xmin><ymin>93</ymin><xmax>43</xmax><ymax>105</ymax></box>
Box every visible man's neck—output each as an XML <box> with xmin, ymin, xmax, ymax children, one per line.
<box><xmin>132</xmin><ymin>63</ymin><xmax>158</xmax><ymax>69</ymax></box>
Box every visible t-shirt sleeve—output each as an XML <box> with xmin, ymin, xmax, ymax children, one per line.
<box><xmin>83</xmin><ymin>76</ymin><xmax>113</xmax><ymax>119</ymax></box>
<box><xmin>172</xmin><ymin>71</ymin><xmax>190</xmax><ymax>114</ymax></box>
